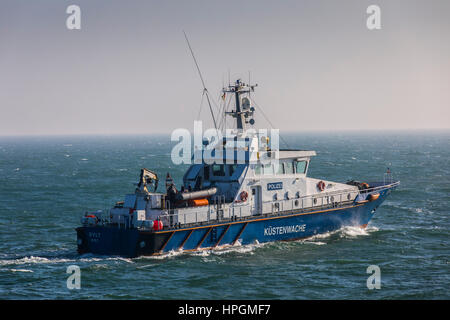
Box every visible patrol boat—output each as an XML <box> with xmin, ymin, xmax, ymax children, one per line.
<box><xmin>76</xmin><ymin>79</ymin><xmax>400</xmax><ymax>257</ymax></box>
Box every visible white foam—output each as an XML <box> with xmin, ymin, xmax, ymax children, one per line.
<box><xmin>9</xmin><ymin>268</ymin><xmax>34</xmax><ymax>273</ymax></box>
<box><xmin>0</xmin><ymin>256</ymin><xmax>70</xmax><ymax>266</ymax></box>
<box><xmin>138</xmin><ymin>226</ymin><xmax>380</xmax><ymax>259</ymax></box>
<box><xmin>0</xmin><ymin>255</ymin><xmax>134</xmax><ymax>266</ymax></box>
<box><xmin>339</xmin><ymin>225</ymin><xmax>378</xmax><ymax>238</ymax></box>
<box><xmin>140</xmin><ymin>240</ymin><xmax>267</xmax><ymax>260</ymax></box>
<box><xmin>139</xmin><ymin>249</ymin><xmax>185</xmax><ymax>260</ymax></box>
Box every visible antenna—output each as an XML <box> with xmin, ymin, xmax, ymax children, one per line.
<box><xmin>183</xmin><ymin>31</ymin><xmax>218</xmax><ymax>130</ymax></box>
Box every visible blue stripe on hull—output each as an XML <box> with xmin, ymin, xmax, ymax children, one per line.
<box><xmin>77</xmin><ymin>189</ymin><xmax>390</xmax><ymax>257</ymax></box>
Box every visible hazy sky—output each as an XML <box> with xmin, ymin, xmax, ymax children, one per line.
<box><xmin>1</xmin><ymin>0</ymin><xmax>449</xmax><ymax>135</ymax></box>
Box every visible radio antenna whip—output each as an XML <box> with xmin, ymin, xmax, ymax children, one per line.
<box><xmin>183</xmin><ymin>31</ymin><xmax>218</xmax><ymax>130</ymax></box>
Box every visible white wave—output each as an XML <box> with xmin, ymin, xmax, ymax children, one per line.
<box><xmin>139</xmin><ymin>249</ymin><xmax>185</xmax><ymax>260</ymax></box>
<box><xmin>78</xmin><ymin>255</ymin><xmax>133</xmax><ymax>264</ymax></box>
<box><xmin>136</xmin><ymin>226</ymin><xmax>380</xmax><ymax>260</ymax></box>
<box><xmin>301</xmin><ymin>240</ymin><xmax>327</xmax><ymax>246</ymax></box>
<box><xmin>339</xmin><ymin>225</ymin><xmax>378</xmax><ymax>238</ymax></box>
<box><xmin>299</xmin><ymin>225</ymin><xmax>379</xmax><ymax>244</ymax></box>
<box><xmin>0</xmin><ymin>255</ymin><xmax>133</xmax><ymax>266</ymax></box>
<box><xmin>80</xmin><ymin>158</ymin><xmax>88</xmax><ymax>161</ymax></box>
<box><xmin>140</xmin><ymin>240</ymin><xmax>267</xmax><ymax>260</ymax></box>
<box><xmin>0</xmin><ymin>256</ymin><xmax>71</xmax><ymax>266</ymax></box>
<box><xmin>9</xmin><ymin>268</ymin><xmax>34</xmax><ymax>273</ymax></box>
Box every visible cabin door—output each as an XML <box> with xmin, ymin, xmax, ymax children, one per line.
<box><xmin>251</xmin><ymin>186</ymin><xmax>262</xmax><ymax>215</ymax></box>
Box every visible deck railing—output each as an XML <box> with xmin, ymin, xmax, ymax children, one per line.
<box><xmin>84</xmin><ymin>181</ymin><xmax>400</xmax><ymax>230</ymax></box>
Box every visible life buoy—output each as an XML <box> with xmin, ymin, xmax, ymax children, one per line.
<box><xmin>368</xmin><ymin>193</ymin><xmax>380</xmax><ymax>201</ymax></box>
<box><xmin>85</xmin><ymin>214</ymin><xmax>98</xmax><ymax>224</ymax></box>
<box><xmin>240</xmin><ymin>190</ymin><xmax>248</xmax><ymax>202</ymax></box>
<box><xmin>317</xmin><ymin>181</ymin><xmax>326</xmax><ymax>192</ymax></box>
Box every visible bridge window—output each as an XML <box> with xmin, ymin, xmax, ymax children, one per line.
<box><xmin>276</xmin><ymin>162</ymin><xmax>284</xmax><ymax>174</ymax></box>
<box><xmin>229</xmin><ymin>164</ymin><xmax>237</xmax><ymax>176</ymax></box>
<box><xmin>284</xmin><ymin>161</ymin><xmax>294</xmax><ymax>174</ymax></box>
<box><xmin>204</xmin><ymin>165</ymin><xmax>210</xmax><ymax>180</ymax></box>
<box><xmin>262</xmin><ymin>163</ymin><xmax>274</xmax><ymax>175</ymax></box>
<box><xmin>254</xmin><ymin>164</ymin><xmax>262</xmax><ymax>175</ymax></box>
<box><xmin>295</xmin><ymin>161</ymin><xmax>307</xmax><ymax>174</ymax></box>
<box><xmin>212</xmin><ymin>164</ymin><xmax>225</xmax><ymax>176</ymax></box>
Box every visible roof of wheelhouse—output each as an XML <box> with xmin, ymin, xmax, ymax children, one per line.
<box><xmin>278</xmin><ymin>149</ymin><xmax>316</xmax><ymax>159</ymax></box>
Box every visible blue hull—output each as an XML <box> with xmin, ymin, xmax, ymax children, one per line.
<box><xmin>77</xmin><ymin>185</ymin><xmax>395</xmax><ymax>257</ymax></box>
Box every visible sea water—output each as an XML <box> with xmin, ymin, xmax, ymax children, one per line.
<box><xmin>0</xmin><ymin>131</ymin><xmax>448</xmax><ymax>299</ymax></box>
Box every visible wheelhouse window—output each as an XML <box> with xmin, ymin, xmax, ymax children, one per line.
<box><xmin>204</xmin><ymin>165</ymin><xmax>210</xmax><ymax>180</ymax></box>
<box><xmin>284</xmin><ymin>161</ymin><xmax>294</xmax><ymax>174</ymax></box>
<box><xmin>212</xmin><ymin>164</ymin><xmax>225</xmax><ymax>176</ymax></box>
<box><xmin>254</xmin><ymin>164</ymin><xmax>262</xmax><ymax>175</ymax></box>
<box><xmin>262</xmin><ymin>163</ymin><xmax>274</xmax><ymax>175</ymax></box>
<box><xmin>295</xmin><ymin>161</ymin><xmax>307</xmax><ymax>174</ymax></box>
<box><xmin>276</xmin><ymin>162</ymin><xmax>284</xmax><ymax>174</ymax></box>
<box><xmin>229</xmin><ymin>164</ymin><xmax>237</xmax><ymax>176</ymax></box>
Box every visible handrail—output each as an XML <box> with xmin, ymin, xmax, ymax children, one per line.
<box><xmin>97</xmin><ymin>180</ymin><xmax>399</xmax><ymax>230</ymax></box>
<box><xmin>358</xmin><ymin>181</ymin><xmax>400</xmax><ymax>194</ymax></box>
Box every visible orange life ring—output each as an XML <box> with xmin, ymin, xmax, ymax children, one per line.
<box><xmin>240</xmin><ymin>190</ymin><xmax>248</xmax><ymax>202</ymax></box>
<box><xmin>85</xmin><ymin>214</ymin><xmax>98</xmax><ymax>224</ymax></box>
<box><xmin>317</xmin><ymin>181</ymin><xmax>326</xmax><ymax>192</ymax></box>
<box><xmin>368</xmin><ymin>193</ymin><xmax>380</xmax><ymax>201</ymax></box>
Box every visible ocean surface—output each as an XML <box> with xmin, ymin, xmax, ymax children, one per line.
<box><xmin>0</xmin><ymin>131</ymin><xmax>448</xmax><ymax>299</ymax></box>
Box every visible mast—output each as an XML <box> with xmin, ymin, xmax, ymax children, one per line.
<box><xmin>224</xmin><ymin>79</ymin><xmax>257</xmax><ymax>131</ymax></box>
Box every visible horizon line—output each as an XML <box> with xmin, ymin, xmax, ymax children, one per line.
<box><xmin>0</xmin><ymin>128</ymin><xmax>449</xmax><ymax>138</ymax></box>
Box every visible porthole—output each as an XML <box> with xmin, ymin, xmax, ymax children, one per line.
<box><xmin>313</xmin><ymin>198</ymin><xmax>317</xmax><ymax>205</ymax></box>
<box><xmin>347</xmin><ymin>193</ymin><xmax>351</xmax><ymax>200</ymax></box>
<box><xmin>294</xmin><ymin>200</ymin><xmax>299</xmax><ymax>207</ymax></box>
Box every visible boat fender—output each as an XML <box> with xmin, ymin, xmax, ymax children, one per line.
<box><xmin>317</xmin><ymin>181</ymin><xmax>325</xmax><ymax>192</ymax></box>
<box><xmin>240</xmin><ymin>190</ymin><xmax>248</xmax><ymax>202</ymax></box>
